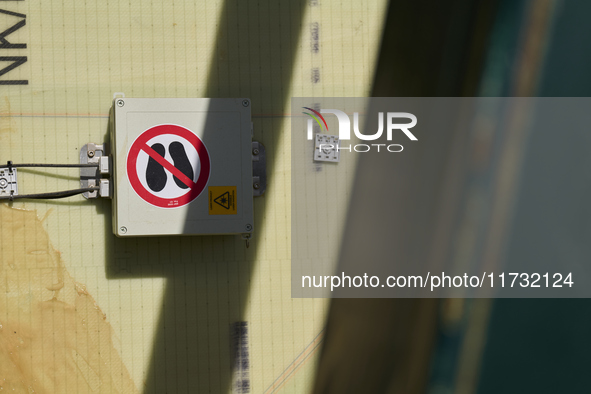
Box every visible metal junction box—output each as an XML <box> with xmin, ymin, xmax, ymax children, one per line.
<box><xmin>110</xmin><ymin>98</ymin><xmax>254</xmax><ymax>237</ymax></box>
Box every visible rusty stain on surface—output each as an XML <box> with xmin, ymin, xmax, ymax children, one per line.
<box><xmin>0</xmin><ymin>97</ymin><xmax>16</xmax><ymax>135</ymax></box>
<box><xmin>0</xmin><ymin>205</ymin><xmax>138</xmax><ymax>393</ymax></box>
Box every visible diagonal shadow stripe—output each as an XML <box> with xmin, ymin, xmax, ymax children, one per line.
<box><xmin>120</xmin><ymin>2</ymin><xmax>309</xmax><ymax>393</ymax></box>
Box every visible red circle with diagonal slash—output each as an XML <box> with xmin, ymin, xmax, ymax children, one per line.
<box><xmin>127</xmin><ymin>124</ymin><xmax>210</xmax><ymax>208</ymax></box>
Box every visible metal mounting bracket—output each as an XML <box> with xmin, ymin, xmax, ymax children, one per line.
<box><xmin>252</xmin><ymin>141</ymin><xmax>266</xmax><ymax>197</ymax></box>
<box><xmin>0</xmin><ymin>167</ymin><xmax>18</xmax><ymax>199</ymax></box>
<box><xmin>80</xmin><ymin>143</ymin><xmax>111</xmax><ymax>199</ymax></box>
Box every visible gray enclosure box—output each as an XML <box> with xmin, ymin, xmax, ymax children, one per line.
<box><xmin>110</xmin><ymin>98</ymin><xmax>254</xmax><ymax>237</ymax></box>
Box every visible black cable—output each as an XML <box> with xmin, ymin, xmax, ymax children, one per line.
<box><xmin>0</xmin><ymin>161</ymin><xmax>102</xmax><ymax>200</ymax></box>
<box><xmin>0</xmin><ymin>163</ymin><xmax>99</xmax><ymax>169</ymax></box>
<box><xmin>0</xmin><ymin>187</ymin><xmax>99</xmax><ymax>201</ymax></box>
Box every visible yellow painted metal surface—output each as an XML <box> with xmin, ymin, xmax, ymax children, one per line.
<box><xmin>0</xmin><ymin>1</ymin><xmax>386</xmax><ymax>392</ymax></box>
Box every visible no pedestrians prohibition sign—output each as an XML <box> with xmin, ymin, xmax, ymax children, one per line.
<box><xmin>127</xmin><ymin>124</ymin><xmax>211</xmax><ymax>208</ymax></box>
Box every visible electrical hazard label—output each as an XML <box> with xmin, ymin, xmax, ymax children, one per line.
<box><xmin>209</xmin><ymin>186</ymin><xmax>237</xmax><ymax>215</ymax></box>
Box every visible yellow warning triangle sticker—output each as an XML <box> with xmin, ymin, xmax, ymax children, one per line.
<box><xmin>208</xmin><ymin>186</ymin><xmax>237</xmax><ymax>215</ymax></box>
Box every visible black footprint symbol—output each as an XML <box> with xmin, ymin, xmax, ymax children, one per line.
<box><xmin>169</xmin><ymin>141</ymin><xmax>194</xmax><ymax>189</ymax></box>
<box><xmin>146</xmin><ymin>143</ymin><xmax>167</xmax><ymax>192</ymax></box>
